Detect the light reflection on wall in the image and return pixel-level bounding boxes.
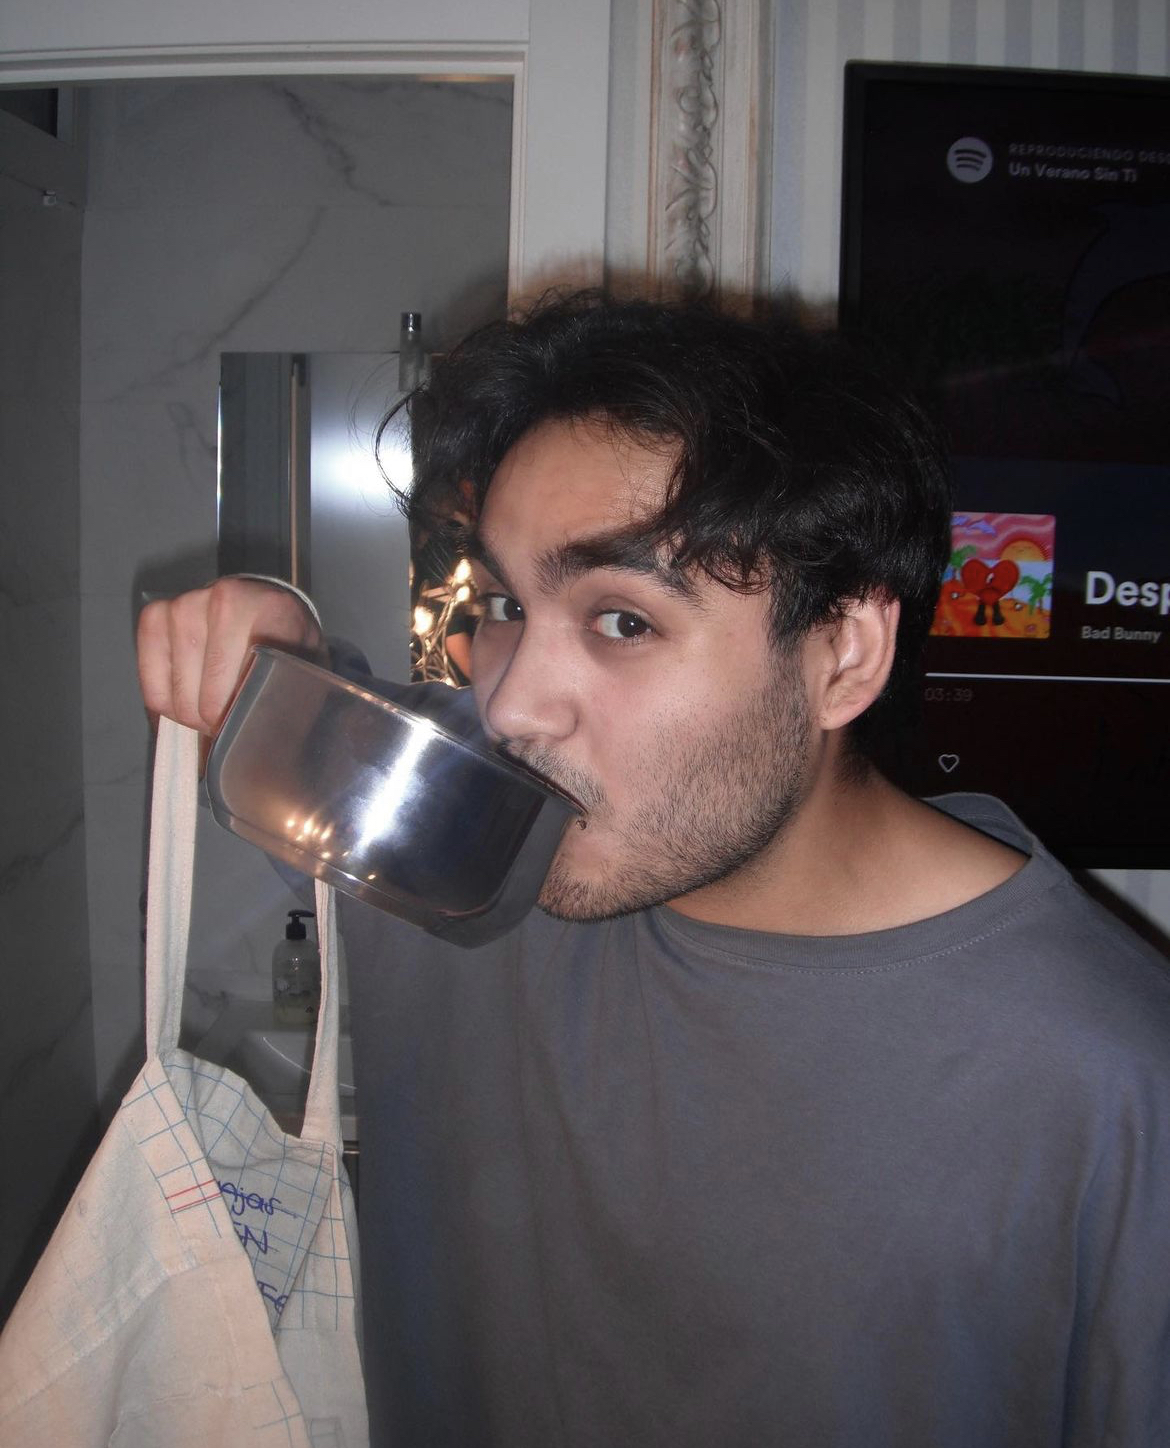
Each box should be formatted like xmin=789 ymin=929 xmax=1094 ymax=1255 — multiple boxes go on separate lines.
xmin=308 ymin=355 xmax=412 ymax=683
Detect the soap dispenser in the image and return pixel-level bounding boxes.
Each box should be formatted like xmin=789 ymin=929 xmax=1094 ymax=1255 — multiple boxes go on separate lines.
xmin=273 ymin=910 xmax=320 ymax=1026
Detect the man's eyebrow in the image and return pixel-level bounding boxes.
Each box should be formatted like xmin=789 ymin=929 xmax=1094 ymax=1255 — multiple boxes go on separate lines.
xmin=538 ymin=530 xmax=703 ymax=603
xmin=467 ymin=526 xmax=704 ymax=605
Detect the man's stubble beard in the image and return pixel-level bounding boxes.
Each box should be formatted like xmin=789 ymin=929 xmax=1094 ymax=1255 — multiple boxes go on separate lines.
xmin=510 ymin=654 xmax=814 ymax=924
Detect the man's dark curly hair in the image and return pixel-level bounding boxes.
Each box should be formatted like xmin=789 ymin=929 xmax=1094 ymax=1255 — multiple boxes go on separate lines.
xmin=390 ymin=289 xmax=952 ymax=751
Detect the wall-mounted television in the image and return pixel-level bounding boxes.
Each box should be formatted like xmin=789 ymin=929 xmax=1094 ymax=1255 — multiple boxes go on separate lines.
xmin=840 ymin=61 xmax=1170 ymax=867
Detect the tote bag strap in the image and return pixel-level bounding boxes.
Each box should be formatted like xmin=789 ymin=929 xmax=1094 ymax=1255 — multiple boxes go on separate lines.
xmin=144 ymin=717 xmax=199 ymax=1057
xmin=145 ymin=716 xmax=343 ymax=1150
xmin=302 ymin=877 xmax=342 ymax=1148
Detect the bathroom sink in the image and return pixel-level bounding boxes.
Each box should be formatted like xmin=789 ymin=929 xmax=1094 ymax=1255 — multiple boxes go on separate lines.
xmin=193 ymin=997 xmax=358 ymax=1139
xmin=229 ymin=1020 xmax=356 ymax=1098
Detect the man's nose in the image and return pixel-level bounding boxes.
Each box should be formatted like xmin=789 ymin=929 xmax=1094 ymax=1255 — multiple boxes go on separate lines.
xmin=478 ymin=624 xmax=578 ymax=747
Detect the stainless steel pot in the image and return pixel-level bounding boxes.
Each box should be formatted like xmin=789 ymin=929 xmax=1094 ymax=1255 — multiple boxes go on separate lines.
xmin=205 ymin=647 xmax=582 ymax=946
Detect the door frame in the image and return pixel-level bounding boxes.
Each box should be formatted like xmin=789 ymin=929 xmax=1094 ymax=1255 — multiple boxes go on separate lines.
xmin=0 ymin=11 xmax=610 ymax=297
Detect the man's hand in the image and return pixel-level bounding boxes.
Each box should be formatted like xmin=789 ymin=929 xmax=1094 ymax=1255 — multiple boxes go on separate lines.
xmin=136 ymin=578 xmax=326 ymax=734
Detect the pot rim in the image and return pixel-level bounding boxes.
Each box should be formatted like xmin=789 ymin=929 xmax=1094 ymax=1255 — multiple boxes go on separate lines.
xmin=239 ymin=645 xmax=585 ymax=816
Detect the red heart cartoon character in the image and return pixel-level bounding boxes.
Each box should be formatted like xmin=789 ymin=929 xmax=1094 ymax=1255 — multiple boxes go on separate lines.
xmin=959 ymin=558 xmax=1020 ymax=627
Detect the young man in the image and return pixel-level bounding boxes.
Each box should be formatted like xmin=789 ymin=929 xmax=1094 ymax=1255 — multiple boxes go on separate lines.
xmin=139 ymin=295 xmax=1170 ymax=1446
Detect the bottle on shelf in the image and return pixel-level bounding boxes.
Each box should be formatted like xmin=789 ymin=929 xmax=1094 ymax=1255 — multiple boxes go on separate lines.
xmin=398 ymin=311 xmax=424 ymax=392
xmin=272 ymin=909 xmax=320 ymax=1026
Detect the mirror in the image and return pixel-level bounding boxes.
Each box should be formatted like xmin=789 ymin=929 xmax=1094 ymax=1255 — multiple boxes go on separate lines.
xmin=217 ymin=349 xmax=414 ymax=684
xmin=217 ymin=344 xmax=482 ymax=689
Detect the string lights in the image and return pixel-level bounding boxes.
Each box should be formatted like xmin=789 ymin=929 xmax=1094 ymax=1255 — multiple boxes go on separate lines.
xmin=411 ymin=557 xmax=474 ymax=685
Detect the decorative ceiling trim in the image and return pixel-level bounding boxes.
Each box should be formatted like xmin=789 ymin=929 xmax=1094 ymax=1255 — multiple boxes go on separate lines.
xmin=652 ymin=0 xmax=721 ymax=296
xmin=647 ymin=0 xmax=769 ymax=303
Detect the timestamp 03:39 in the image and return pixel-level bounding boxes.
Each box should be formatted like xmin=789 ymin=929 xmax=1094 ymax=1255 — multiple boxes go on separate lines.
xmin=924 ymin=685 xmax=975 ymax=703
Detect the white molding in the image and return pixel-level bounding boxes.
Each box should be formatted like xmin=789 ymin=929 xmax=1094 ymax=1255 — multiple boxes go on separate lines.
xmin=514 ymin=0 xmax=609 ymax=296
xmin=0 ymin=42 xmax=524 ymax=82
xmin=645 ymin=0 xmax=771 ymax=302
xmin=508 ymin=59 xmax=531 ymax=302
xmin=714 ymin=0 xmax=771 ymax=301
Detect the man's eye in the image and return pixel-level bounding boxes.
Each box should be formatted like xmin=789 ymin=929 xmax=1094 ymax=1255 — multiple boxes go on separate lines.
xmin=594 ymin=610 xmax=651 ymax=641
xmin=480 ymin=593 xmax=524 ymax=624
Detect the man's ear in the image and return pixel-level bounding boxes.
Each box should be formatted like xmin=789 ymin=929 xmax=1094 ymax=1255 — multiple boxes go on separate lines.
xmin=810 ymin=595 xmax=900 ymax=732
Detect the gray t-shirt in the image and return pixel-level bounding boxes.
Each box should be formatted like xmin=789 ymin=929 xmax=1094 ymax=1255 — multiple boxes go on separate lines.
xmin=339 ymin=792 xmax=1170 ymax=1448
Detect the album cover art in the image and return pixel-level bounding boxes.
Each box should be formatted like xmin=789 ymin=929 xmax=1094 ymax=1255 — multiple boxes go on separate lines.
xmin=931 ymin=512 xmax=1055 ymax=639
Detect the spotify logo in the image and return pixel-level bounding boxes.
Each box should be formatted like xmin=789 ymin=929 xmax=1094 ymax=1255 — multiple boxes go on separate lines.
xmin=947 ymin=137 xmax=993 ymax=183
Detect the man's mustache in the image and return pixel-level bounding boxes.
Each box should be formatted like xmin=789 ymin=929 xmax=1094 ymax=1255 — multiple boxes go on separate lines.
xmin=497 ymin=743 xmax=605 ymax=815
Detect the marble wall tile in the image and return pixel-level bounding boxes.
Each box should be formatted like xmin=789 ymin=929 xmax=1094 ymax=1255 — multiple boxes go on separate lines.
xmin=0 ymin=134 xmax=92 ymax=1315
xmin=80 ymin=202 xmax=508 ymax=403
xmin=0 ymin=184 xmax=83 ymax=404
xmin=2 ymin=396 xmax=81 ymax=609
xmin=87 ymin=78 xmax=513 ymax=218
xmin=0 ymin=812 xmax=95 ymax=1320
xmin=80 ymin=76 xmax=512 ymax=1110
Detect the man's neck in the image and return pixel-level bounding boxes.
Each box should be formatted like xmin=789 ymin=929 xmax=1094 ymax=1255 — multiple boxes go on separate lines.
xmin=667 ymin=760 xmax=1027 ymax=938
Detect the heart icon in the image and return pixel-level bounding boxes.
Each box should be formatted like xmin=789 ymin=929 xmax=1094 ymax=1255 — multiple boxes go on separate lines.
xmin=959 ymin=558 xmax=1020 ymax=602
xmin=959 ymin=558 xmax=1020 ymax=626
xmin=938 ymin=754 xmax=960 ymax=774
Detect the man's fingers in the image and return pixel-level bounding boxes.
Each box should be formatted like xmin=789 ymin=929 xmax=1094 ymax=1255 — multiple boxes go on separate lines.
xmin=166 ymin=589 xmax=216 ymax=733
xmin=136 ymin=579 xmax=324 ymax=736
xmin=136 ymin=598 xmax=179 ymax=726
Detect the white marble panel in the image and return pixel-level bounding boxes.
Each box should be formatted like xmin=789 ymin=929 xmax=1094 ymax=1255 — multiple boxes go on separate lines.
xmin=0 ymin=192 xmax=83 ymax=404
xmin=80 ymin=75 xmax=511 ymax=1108
xmin=0 ymin=807 xmax=94 ymax=1317
xmin=210 ymin=204 xmax=510 ymax=353
xmin=79 ymin=398 xmax=217 ymax=580
xmin=0 ymin=129 xmax=92 ymax=1311
xmin=0 ymin=585 xmax=86 ymax=865
xmin=81 ymin=204 xmax=507 ymax=405
xmin=1 ymin=396 xmax=81 ymax=605
xmin=87 ymin=78 xmax=513 ymax=216
xmin=0 ymin=592 xmax=85 ymax=825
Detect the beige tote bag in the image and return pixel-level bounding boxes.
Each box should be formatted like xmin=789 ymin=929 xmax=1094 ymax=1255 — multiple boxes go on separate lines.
xmin=0 ymin=718 xmax=368 ymax=1446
